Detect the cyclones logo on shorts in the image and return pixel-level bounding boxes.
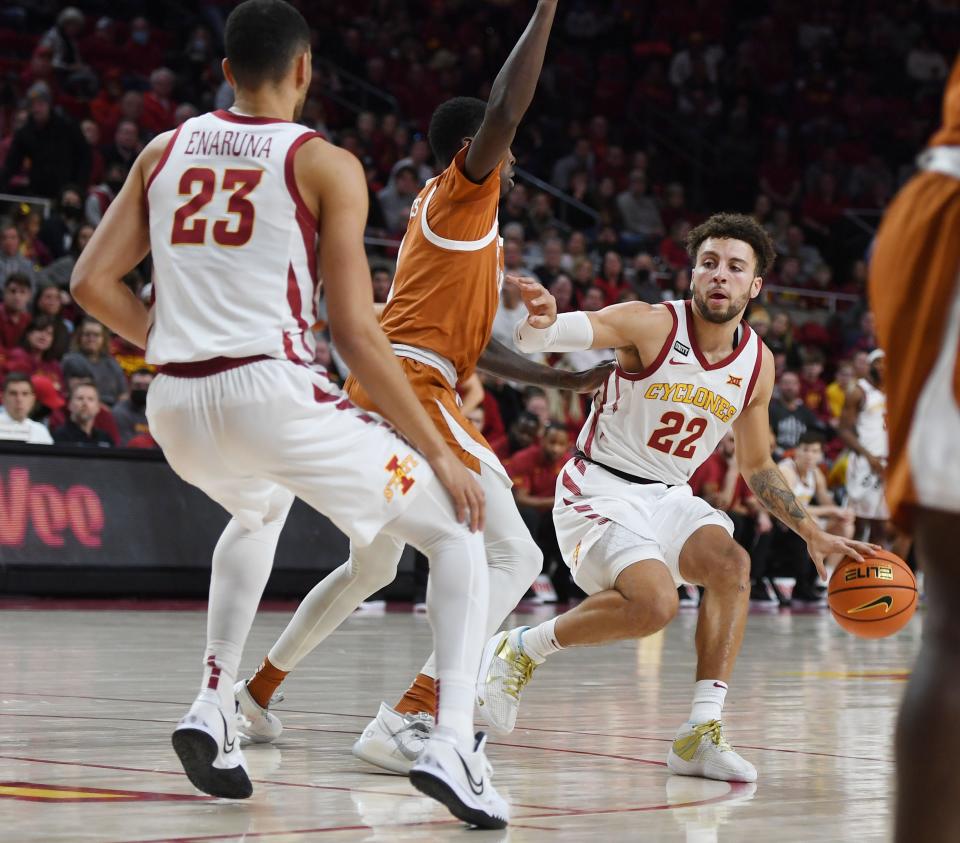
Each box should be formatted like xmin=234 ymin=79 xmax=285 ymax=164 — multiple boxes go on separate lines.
xmin=384 ymin=454 xmax=418 ymax=501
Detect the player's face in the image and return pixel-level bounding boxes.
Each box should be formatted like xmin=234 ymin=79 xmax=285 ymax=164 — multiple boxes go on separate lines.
xmin=691 ymin=238 xmax=762 ymax=325
xmin=871 ymin=356 xmax=885 ymax=384
xmin=499 ymin=148 xmax=516 ymax=197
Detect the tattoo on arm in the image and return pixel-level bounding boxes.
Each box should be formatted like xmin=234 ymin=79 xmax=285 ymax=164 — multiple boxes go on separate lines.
xmin=748 ymin=466 xmax=811 ymax=533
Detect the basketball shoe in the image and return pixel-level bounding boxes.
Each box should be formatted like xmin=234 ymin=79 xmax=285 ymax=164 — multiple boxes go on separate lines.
xmin=233 ymin=680 xmax=283 ymax=743
xmin=409 ymin=732 xmax=509 ymax=829
xmin=476 ymin=627 xmax=539 ymax=734
xmin=352 ymin=702 xmax=435 ymax=774
xmin=171 ymin=691 xmax=252 ymax=798
xmin=666 ymin=720 xmax=758 ymax=783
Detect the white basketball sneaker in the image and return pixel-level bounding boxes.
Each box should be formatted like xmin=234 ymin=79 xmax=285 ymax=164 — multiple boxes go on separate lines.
xmin=476 ymin=627 xmax=539 ymax=734
xmin=233 ymin=680 xmax=283 ymax=743
xmin=351 ymin=702 xmax=435 ymax=775
xmin=171 ymin=692 xmax=252 ymax=798
xmin=666 ymin=720 xmax=758 ymax=783
xmin=409 ymin=732 xmax=509 ymax=829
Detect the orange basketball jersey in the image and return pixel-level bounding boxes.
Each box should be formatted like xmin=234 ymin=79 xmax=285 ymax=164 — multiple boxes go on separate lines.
xmin=344 ymin=145 xmax=509 ymax=481
xmin=870 ymin=55 xmax=960 ymax=530
xmin=378 ymin=144 xmax=504 ymax=383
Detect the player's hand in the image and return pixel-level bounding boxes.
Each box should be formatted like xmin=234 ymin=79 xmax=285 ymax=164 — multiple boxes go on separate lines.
xmin=867 ymin=454 xmax=886 ymax=477
xmin=507 ymin=275 xmax=557 ymax=328
xmin=430 ymin=450 xmax=486 ymax=532
xmin=564 ymin=360 xmax=615 ymax=392
xmin=804 ymin=530 xmax=881 ymax=581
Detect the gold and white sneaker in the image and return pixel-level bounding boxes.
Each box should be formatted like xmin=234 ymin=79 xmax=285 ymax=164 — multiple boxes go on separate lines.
xmin=666 ymin=720 xmax=757 ymax=783
xmin=476 ymin=627 xmax=539 ymax=734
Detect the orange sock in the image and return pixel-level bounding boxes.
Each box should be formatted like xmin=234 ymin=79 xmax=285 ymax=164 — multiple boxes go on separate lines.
xmin=246 ymin=656 xmax=288 ymax=709
xmin=394 ymin=673 xmax=437 ymax=718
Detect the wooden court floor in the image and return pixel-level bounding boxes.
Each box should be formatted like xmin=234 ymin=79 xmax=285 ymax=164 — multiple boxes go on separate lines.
xmin=0 ymin=600 xmax=917 ymax=842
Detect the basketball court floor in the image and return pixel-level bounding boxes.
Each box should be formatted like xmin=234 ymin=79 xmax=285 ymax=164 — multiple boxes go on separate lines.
xmin=1 ymin=600 xmax=916 ymax=841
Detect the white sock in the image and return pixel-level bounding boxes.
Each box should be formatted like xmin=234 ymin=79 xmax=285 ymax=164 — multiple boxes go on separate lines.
xmin=689 ymin=679 xmax=728 ymax=725
xmin=433 ymin=671 xmax=476 ymax=750
xmin=519 ymin=617 xmax=563 ymax=664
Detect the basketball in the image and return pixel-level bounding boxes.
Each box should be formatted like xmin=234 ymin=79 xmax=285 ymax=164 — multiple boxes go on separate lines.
xmin=827 ymin=550 xmax=917 ymax=639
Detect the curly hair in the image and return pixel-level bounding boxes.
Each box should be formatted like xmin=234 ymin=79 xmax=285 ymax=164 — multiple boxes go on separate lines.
xmin=686 ymin=212 xmax=776 ymax=277
xmin=428 ymin=97 xmax=487 ymax=169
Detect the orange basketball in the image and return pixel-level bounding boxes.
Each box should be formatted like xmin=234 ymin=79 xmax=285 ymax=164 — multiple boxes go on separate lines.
xmin=827 ymin=549 xmax=917 ymax=638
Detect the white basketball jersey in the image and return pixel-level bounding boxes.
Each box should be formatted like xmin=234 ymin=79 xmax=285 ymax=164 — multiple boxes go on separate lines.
xmin=779 ymin=457 xmax=816 ymax=506
xmin=856 ymin=377 xmax=888 ymax=458
xmin=576 ymin=300 xmax=764 ymax=485
xmin=145 ymin=110 xmax=320 ymax=365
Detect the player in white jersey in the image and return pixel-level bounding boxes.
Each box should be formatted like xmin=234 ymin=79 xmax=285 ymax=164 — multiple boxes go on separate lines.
xmin=839 ymin=349 xmax=890 ymax=535
xmin=475 ymin=213 xmax=875 ymax=783
xmin=69 ymin=0 xmax=508 ymax=828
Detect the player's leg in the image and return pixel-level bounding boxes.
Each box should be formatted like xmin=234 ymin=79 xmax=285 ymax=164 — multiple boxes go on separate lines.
xmin=667 ymin=523 xmax=757 ymax=783
xmin=236 ymin=533 xmax=405 ymax=742
xmin=393 ymin=466 xmax=542 ymax=720
xmin=478 ymin=521 xmax=679 ymax=733
xmin=895 ymin=508 xmax=960 ymax=843
xmin=148 ymin=372 xmax=295 ymax=799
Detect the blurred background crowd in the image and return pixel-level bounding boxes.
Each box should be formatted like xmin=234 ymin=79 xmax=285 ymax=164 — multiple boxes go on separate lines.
xmin=0 ymin=0 xmax=955 ymax=601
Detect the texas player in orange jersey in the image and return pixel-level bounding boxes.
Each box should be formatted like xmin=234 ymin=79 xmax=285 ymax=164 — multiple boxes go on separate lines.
xmin=870 ymin=55 xmax=960 ymax=843
xmin=236 ymin=0 xmax=608 ymax=773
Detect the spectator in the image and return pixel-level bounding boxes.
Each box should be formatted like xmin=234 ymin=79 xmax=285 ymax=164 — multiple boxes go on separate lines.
xmin=46 ymin=374 xmax=119 ymax=444
xmin=62 ymin=318 xmax=127 ymax=406
xmin=507 ymin=410 xmax=542 ymax=455
xmin=86 ymin=162 xmax=128 ymax=226
xmin=502 ymin=238 xmax=528 ymax=276
xmin=103 ymin=120 xmax=143 ymax=171
xmin=112 ymin=368 xmax=154 ymax=446
xmin=844 ymin=309 xmax=878 ymax=354
xmin=551 ymin=138 xmax=594 ymax=191
xmin=41 ymin=223 xmax=94 ymax=289
xmin=14 ymin=208 xmax=52 ymax=267
xmin=549 ymin=274 xmax=576 ymax=313
xmin=492 ymin=275 xmax=527 ymax=352
xmin=777 ymin=225 xmax=823 ymax=281
xmin=594 ymin=251 xmax=628 ymax=305
xmin=5 ymin=315 xmax=64 ymax=393
xmin=769 ymin=370 xmax=821 ymax=452
xmin=32 ymin=285 xmax=72 ymax=359
xmin=80 ymin=119 xmax=106 ymax=186
xmin=391 ymin=136 xmax=434 ymax=186
xmin=906 ymin=35 xmax=949 ymax=82
xmin=142 ymin=68 xmax=179 ymax=135
xmin=371 ymin=267 xmax=392 ymax=304
xmin=616 ymin=170 xmax=663 ymax=243
xmin=527 ymin=192 xmax=562 ymax=241
xmin=89 ymin=70 xmax=124 ymax=138
xmin=659 ymin=219 xmax=693 ymax=271
xmin=40 ymin=6 xmax=92 ymax=90
xmin=0 ymin=274 xmax=32 ymax=350
xmin=799 ymin=347 xmax=830 ymax=422
xmin=533 ymin=238 xmax=565 ymax=288
xmin=123 ymin=17 xmax=165 ymax=80
xmin=758 ymin=139 xmax=801 ymax=209
xmin=632 ymin=253 xmax=662 ymax=304
xmin=826 ymin=359 xmax=854 ymax=422
xmin=377 ymin=166 xmax=419 ymax=233
xmin=39 ymin=186 xmax=86 ymax=260
xmin=0 ymin=372 xmax=53 ymax=444
xmin=0 ymin=83 xmax=90 ymax=199
xmin=52 ymin=381 xmax=113 ymax=447
xmin=0 ymin=227 xmax=38 ymax=287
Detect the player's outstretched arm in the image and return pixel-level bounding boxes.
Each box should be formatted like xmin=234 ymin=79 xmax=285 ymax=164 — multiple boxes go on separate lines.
xmin=305 ymin=142 xmax=484 ymax=530
xmin=464 ymin=0 xmax=558 ymax=182
xmin=71 ymin=134 xmax=170 ymax=347
xmin=734 ymin=349 xmax=876 ymax=577
xmin=510 ymin=275 xmax=654 ymax=353
xmin=478 ymin=335 xmax=613 ymax=392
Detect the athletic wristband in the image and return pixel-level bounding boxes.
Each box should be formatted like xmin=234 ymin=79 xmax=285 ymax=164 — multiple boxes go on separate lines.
xmin=514 ymin=310 xmax=594 ymax=353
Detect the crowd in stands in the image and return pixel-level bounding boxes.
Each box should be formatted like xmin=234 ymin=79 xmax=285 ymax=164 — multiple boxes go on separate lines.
xmin=0 ymin=1 xmax=951 ymax=600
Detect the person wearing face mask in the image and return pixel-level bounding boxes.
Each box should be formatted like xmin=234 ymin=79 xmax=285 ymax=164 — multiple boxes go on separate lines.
xmin=111 ymin=368 xmax=154 ymax=445
xmin=85 ymin=161 xmax=128 ymax=226
xmin=39 ymin=186 xmax=86 ymax=259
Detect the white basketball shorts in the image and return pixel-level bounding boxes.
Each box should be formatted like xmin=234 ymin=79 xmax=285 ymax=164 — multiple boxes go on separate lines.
xmin=147 ymin=358 xmax=429 ymax=545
